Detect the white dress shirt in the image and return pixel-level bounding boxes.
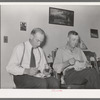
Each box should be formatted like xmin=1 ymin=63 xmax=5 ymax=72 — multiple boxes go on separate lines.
xmin=6 ymin=40 xmax=48 ymax=77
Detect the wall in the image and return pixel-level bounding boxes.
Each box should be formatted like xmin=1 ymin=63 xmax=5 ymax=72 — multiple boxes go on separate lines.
xmin=1 ymin=4 xmax=100 ymax=88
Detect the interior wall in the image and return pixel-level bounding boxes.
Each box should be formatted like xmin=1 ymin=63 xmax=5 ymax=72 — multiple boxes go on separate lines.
xmin=1 ymin=4 xmax=100 ymax=88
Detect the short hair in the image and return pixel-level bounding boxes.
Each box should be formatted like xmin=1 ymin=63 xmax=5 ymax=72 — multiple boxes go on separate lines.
xmin=68 ymin=30 xmax=81 ymax=43
xmin=68 ymin=30 xmax=78 ymax=37
xmin=31 ymin=28 xmax=45 ymax=36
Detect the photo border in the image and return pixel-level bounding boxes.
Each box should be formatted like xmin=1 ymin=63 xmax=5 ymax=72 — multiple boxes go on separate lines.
xmin=1 ymin=1 xmax=100 ymax=99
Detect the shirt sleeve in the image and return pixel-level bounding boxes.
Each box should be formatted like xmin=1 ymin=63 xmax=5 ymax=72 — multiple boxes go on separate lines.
xmin=53 ymin=48 xmax=63 ymax=73
xmin=6 ymin=43 xmax=25 ymax=75
xmin=73 ymin=49 xmax=88 ymax=70
xmin=80 ymin=49 xmax=87 ymax=62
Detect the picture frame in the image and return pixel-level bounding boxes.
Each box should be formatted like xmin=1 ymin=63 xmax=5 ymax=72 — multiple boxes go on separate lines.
xmin=4 ymin=36 xmax=8 ymax=43
xmin=90 ymin=29 xmax=99 ymax=38
xmin=20 ymin=22 xmax=27 ymax=31
xmin=49 ymin=7 xmax=74 ymax=26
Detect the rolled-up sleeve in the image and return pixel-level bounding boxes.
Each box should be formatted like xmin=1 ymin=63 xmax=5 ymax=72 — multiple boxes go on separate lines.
xmin=53 ymin=48 xmax=63 ymax=73
xmin=81 ymin=50 xmax=87 ymax=62
xmin=6 ymin=44 xmax=25 ymax=75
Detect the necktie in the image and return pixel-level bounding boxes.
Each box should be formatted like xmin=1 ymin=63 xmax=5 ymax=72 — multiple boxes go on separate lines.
xmin=30 ymin=47 xmax=36 ymax=67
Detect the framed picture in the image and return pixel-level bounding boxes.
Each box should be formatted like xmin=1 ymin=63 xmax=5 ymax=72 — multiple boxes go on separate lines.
xmin=4 ymin=36 xmax=8 ymax=43
xmin=20 ymin=22 xmax=27 ymax=31
xmin=49 ymin=7 xmax=74 ymax=26
xmin=90 ymin=29 xmax=99 ymax=38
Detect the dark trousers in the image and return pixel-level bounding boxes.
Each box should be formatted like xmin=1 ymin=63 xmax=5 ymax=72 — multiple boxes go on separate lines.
xmin=64 ymin=68 xmax=100 ymax=89
xmin=14 ymin=75 xmax=60 ymax=89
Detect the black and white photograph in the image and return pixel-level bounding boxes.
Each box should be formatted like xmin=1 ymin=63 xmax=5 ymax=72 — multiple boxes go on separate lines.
xmin=90 ymin=29 xmax=99 ymax=38
xmin=20 ymin=22 xmax=27 ymax=31
xmin=49 ymin=7 xmax=74 ymax=26
xmin=1 ymin=2 xmax=100 ymax=98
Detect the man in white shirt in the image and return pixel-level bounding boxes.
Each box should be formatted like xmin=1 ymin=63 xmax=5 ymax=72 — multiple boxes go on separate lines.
xmin=53 ymin=30 xmax=100 ymax=89
xmin=6 ymin=28 xmax=60 ymax=89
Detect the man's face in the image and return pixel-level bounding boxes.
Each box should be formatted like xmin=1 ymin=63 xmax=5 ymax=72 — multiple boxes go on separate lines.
xmin=31 ymin=32 xmax=44 ymax=48
xmin=68 ymin=34 xmax=79 ymax=48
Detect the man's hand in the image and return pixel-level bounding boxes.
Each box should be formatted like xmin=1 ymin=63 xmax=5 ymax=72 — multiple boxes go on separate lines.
xmin=43 ymin=70 xmax=50 ymax=76
xmin=24 ymin=68 xmax=39 ymax=76
xmin=74 ymin=61 xmax=86 ymax=71
xmin=43 ymin=64 xmax=52 ymax=76
xmin=85 ymin=61 xmax=92 ymax=68
xmin=68 ymin=58 xmax=76 ymax=66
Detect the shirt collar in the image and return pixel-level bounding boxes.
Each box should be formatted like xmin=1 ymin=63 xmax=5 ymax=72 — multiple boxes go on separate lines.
xmin=65 ymin=44 xmax=78 ymax=53
xmin=26 ymin=40 xmax=33 ymax=50
xmin=27 ymin=40 xmax=39 ymax=50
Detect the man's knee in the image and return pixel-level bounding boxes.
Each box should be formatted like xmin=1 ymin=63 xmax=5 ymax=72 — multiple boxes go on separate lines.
xmin=49 ymin=77 xmax=60 ymax=88
xmin=87 ymin=68 xmax=98 ymax=77
xmin=39 ymin=80 xmax=48 ymax=89
xmin=23 ymin=79 xmax=48 ymax=89
xmin=53 ymin=80 xmax=60 ymax=88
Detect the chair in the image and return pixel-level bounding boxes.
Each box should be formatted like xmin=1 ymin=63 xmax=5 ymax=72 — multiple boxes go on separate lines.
xmin=83 ymin=51 xmax=100 ymax=74
xmin=52 ymin=50 xmax=100 ymax=89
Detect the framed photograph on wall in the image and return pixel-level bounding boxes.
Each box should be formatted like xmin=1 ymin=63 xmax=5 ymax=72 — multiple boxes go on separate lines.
xmin=49 ymin=7 xmax=74 ymax=26
xmin=90 ymin=29 xmax=99 ymax=38
xmin=20 ymin=22 xmax=27 ymax=31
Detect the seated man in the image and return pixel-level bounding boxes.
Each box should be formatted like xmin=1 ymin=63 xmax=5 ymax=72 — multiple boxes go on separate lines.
xmin=6 ymin=28 xmax=60 ymax=89
xmin=53 ymin=30 xmax=100 ymax=89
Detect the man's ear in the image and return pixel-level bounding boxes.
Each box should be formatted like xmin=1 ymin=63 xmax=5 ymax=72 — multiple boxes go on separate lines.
xmin=67 ymin=37 xmax=69 ymax=42
xmin=78 ymin=36 xmax=81 ymax=43
xmin=29 ymin=34 xmax=34 ymax=40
